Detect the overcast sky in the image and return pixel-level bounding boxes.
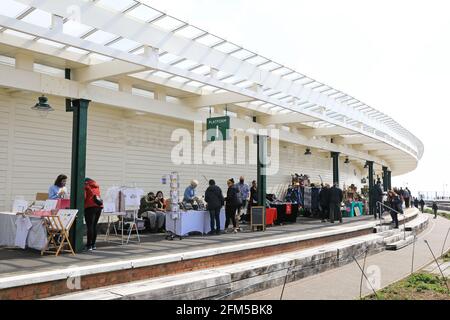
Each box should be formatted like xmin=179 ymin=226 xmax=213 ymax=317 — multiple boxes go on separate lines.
xmin=144 ymin=0 xmax=450 ymax=197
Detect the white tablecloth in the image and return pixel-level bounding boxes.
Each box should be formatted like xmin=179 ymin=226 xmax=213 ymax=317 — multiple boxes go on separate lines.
xmin=0 ymin=212 xmax=48 ymax=250
xmin=165 ymin=209 xmax=226 ymax=236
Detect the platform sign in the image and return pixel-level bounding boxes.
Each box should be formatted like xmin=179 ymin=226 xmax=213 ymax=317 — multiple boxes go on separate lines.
xmin=207 ymin=116 xmax=230 ymax=142
xmin=251 ymin=206 xmax=266 ymax=232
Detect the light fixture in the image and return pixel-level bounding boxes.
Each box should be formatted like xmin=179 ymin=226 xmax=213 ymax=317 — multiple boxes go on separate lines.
xmin=304 ymin=148 xmax=312 ymax=156
xmin=364 ymin=162 xmax=369 ymax=169
xmin=361 ymin=178 xmax=367 ymax=184
xmin=344 ymin=157 xmax=350 ymax=164
xmin=31 ymin=95 xmax=54 ymax=117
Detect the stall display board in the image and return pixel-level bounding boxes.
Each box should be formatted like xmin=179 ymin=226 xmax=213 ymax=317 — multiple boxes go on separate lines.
xmin=251 ymin=206 xmax=266 ymax=231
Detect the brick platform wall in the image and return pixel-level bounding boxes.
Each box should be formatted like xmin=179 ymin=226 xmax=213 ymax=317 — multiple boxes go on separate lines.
xmin=0 ymin=228 xmax=372 ymax=300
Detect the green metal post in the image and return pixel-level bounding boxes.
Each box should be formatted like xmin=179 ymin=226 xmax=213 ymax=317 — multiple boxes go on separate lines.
xmin=367 ymin=161 xmax=375 ymax=217
xmin=382 ymin=166 xmax=388 ymax=192
xmin=331 ymin=152 xmax=340 ymax=186
xmin=387 ymin=170 xmax=392 ymax=190
xmin=257 ymin=135 xmax=267 ymax=206
xmin=69 ymin=99 xmax=90 ymax=253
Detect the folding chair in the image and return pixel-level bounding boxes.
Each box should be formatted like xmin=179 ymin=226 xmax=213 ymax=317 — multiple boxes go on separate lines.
xmin=41 ymin=209 xmax=78 ymax=256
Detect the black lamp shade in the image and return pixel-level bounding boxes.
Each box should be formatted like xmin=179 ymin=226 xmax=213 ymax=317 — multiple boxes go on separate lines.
xmin=304 ymin=148 xmax=312 ymax=156
xmin=32 ymin=96 xmax=54 ymax=112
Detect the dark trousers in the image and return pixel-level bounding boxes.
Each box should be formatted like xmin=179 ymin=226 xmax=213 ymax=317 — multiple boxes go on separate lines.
xmin=320 ymin=205 xmax=329 ymax=221
xmin=330 ymin=203 xmax=342 ymax=223
xmin=225 ymin=206 xmax=237 ymax=229
xmin=85 ymin=207 xmax=102 ymax=247
xmin=420 ymin=205 xmax=424 ymax=213
xmin=433 ymin=209 xmax=438 ymax=218
xmin=209 ymin=208 xmax=221 ymax=232
xmin=390 ymin=212 xmax=399 ymax=228
xmin=405 ymin=198 xmax=410 ymax=208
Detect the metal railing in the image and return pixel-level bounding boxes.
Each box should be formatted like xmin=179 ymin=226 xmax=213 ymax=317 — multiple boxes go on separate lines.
xmin=376 ymin=201 xmax=407 ymax=240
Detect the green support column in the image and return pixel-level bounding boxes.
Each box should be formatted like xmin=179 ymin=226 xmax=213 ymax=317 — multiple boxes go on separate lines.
xmin=331 ymin=152 xmax=340 ymax=186
xmin=367 ymin=161 xmax=375 ymax=217
xmin=382 ymin=166 xmax=388 ymax=192
xmin=257 ymin=135 xmax=267 ymax=207
xmin=387 ymin=170 xmax=392 ymax=190
xmin=69 ymin=99 xmax=90 ymax=253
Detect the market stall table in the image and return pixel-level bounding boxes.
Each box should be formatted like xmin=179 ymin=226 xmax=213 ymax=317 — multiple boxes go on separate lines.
xmin=272 ymin=203 xmax=298 ymax=224
xmin=165 ymin=209 xmax=226 ymax=237
xmin=344 ymin=202 xmax=364 ymax=217
xmin=0 ymin=212 xmax=47 ymax=251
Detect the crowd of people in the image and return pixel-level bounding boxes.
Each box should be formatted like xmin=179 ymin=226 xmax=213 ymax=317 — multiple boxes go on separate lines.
xmin=47 ymin=173 xmax=441 ymax=251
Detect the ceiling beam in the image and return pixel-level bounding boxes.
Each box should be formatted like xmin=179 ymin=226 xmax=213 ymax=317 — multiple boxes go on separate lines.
xmin=333 ymin=136 xmax=377 ymax=145
xmin=258 ymin=113 xmax=318 ymax=126
xmin=300 ymin=127 xmax=356 ymax=137
xmin=73 ymin=60 xmax=148 ymax=83
xmin=181 ymin=91 xmax=254 ymax=108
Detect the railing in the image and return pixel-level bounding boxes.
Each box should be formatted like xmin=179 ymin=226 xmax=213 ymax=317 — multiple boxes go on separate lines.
xmin=376 ymin=201 xmax=407 ymax=240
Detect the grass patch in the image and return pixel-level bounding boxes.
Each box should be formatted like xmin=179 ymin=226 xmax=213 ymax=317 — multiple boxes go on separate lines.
xmin=444 ymin=251 xmax=450 ymax=263
xmin=364 ymin=272 xmax=450 ymax=300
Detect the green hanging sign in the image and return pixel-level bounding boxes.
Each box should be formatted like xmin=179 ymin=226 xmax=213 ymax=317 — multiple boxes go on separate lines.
xmin=207 ymin=116 xmax=230 ymax=141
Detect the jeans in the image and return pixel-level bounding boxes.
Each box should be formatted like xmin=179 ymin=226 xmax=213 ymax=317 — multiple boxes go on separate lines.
xmin=329 ymin=203 xmax=342 ymax=223
xmin=390 ymin=212 xmax=399 ymax=228
xmin=209 ymin=208 xmax=221 ymax=232
xmin=85 ymin=207 xmax=102 ymax=247
xmin=142 ymin=211 xmax=165 ymax=231
xmin=225 ymin=206 xmax=237 ymax=229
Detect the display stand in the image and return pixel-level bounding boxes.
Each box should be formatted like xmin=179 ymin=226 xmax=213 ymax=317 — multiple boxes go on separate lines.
xmin=41 ymin=209 xmax=78 ymax=256
xmin=166 ymin=172 xmax=183 ymax=241
xmin=103 ymin=212 xmax=125 ymax=245
xmin=251 ymin=206 xmax=266 ymax=232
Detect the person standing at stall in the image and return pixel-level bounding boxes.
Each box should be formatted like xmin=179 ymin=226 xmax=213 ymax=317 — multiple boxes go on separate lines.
xmin=387 ymin=190 xmax=401 ymax=229
xmin=372 ymin=181 xmax=384 ymax=219
xmin=329 ymin=183 xmax=343 ymax=224
xmin=84 ymin=178 xmax=103 ymax=251
xmin=225 ymin=179 xmax=239 ymax=233
xmin=48 ymin=174 xmax=68 ymax=200
xmin=235 ymin=176 xmax=250 ymax=218
xmin=319 ymin=184 xmax=330 ymax=223
xmin=205 ymin=180 xmax=224 ymax=235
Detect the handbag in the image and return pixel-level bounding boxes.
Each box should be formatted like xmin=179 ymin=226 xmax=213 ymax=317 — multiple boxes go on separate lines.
xmin=93 ymin=195 xmax=103 ymax=206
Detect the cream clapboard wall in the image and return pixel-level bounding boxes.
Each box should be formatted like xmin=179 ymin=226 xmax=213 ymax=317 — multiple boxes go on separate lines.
xmin=0 ymin=91 xmax=362 ymax=211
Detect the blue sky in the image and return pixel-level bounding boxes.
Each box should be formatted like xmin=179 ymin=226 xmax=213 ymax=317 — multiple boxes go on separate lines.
xmin=144 ymin=0 xmax=450 ymax=196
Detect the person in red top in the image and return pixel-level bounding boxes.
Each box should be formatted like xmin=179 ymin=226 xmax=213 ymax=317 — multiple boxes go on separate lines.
xmin=84 ymin=178 xmax=103 ymax=251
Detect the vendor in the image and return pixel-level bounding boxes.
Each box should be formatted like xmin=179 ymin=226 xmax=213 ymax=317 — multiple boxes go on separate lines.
xmin=183 ymin=180 xmax=198 ymax=203
xmin=139 ymin=192 xmax=165 ymax=233
xmin=155 ymin=191 xmax=166 ymax=212
xmin=48 ymin=174 xmax=68 ymax=200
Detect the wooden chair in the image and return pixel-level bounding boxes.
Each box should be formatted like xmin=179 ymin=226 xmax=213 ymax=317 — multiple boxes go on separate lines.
xmin=41 ymin=209 xmax=78 ymax=256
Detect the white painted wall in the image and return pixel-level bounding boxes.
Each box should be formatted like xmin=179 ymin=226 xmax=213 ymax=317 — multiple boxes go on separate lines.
xmin=0 ymin=91 xmax=362 ymax=211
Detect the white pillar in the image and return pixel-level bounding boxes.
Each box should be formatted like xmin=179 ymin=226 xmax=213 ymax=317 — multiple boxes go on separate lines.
xmin=143 ymin=45 xmax=159 ymax=64
xmin=15 ymin=52 xmax=34 ymax=71
xmin=118 ymin=78 xmax=133 ymax=93
xmin=154 ymin=87 xmax=166 ymax=101
xmin=51 ymin=15 xmax=64 ymax=33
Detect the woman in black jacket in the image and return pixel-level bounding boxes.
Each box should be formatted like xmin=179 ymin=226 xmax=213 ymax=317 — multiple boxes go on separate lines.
xmin=205 ymin=180 xmax=224 ymax=235
xmin=387 ymin=190 xmax=401 ymax=229
xmin=225 ymin=179 xmax=240 ymax=233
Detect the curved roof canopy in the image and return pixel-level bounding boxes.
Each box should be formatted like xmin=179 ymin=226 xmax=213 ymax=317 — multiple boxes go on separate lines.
xmin=0 ymin=0 xmax=424 ymax=175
